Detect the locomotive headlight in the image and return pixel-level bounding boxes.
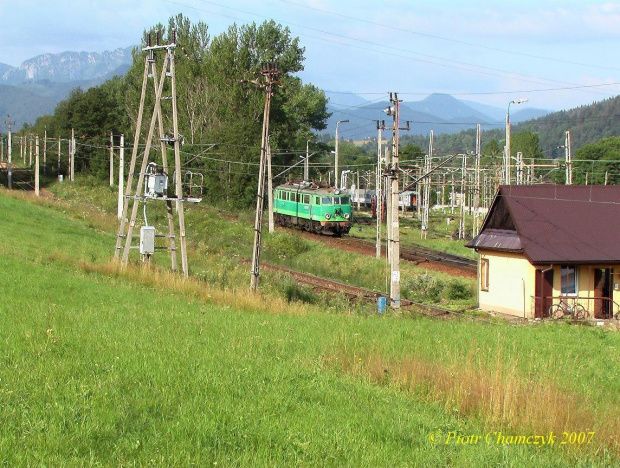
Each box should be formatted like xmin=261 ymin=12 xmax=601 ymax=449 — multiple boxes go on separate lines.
xmin=344 ymin=213 xmax=350 ymax=219
xmin=325 ymin=213 xmax=331 ymax=220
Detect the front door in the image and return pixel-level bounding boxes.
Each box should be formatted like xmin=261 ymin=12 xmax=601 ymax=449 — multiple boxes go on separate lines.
xmin=535 ymin=268 xmax=554 ymax=318
xmin=594 ymin=268 xmax=613 ymax=319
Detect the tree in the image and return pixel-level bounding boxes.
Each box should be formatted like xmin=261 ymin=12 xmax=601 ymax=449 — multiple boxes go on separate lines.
xmin=572 ymin=136 xmax=620 ymax=185
xmin=511 ymin=131 xmax=544 ymax=161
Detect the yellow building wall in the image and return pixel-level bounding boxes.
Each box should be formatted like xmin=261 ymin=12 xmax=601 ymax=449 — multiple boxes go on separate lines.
xmin=477 ymin=253 xmax=620 ymax=319
xmin=478 ymin=251 xmax=537 ymax=318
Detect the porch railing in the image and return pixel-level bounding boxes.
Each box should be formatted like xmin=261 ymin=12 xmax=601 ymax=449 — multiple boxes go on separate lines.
xmin=532 ymin=296 xmax=620 ymax=320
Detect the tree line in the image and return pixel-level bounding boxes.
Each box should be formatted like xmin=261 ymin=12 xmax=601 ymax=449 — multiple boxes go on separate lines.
xmin=12 ymin=14 xmax=619 ymax=203
xmin=22 ymin=14 xmax=330 ymax=208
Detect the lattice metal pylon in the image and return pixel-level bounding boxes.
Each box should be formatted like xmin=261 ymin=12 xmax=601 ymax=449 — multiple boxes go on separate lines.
xmin=114 ymin=33 xmax=190 ymax=276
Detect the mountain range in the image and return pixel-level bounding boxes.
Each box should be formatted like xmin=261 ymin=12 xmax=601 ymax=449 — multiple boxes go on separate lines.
xmin=324 ymin=92 xmax=551 ymax=138
xmin=1 ymin=47 xmax=551 ymax=133
xmin=0 ymin=48 xmax=133 ymax=128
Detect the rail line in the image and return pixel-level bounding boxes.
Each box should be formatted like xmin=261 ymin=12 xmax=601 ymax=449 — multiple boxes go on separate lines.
xmin=4 ymin=168 xmax=35 ymax=191
xmin=261 ymin=262 xmax=482 ymax=320
xmin=303 ymin=230 xmax=478 ymax=278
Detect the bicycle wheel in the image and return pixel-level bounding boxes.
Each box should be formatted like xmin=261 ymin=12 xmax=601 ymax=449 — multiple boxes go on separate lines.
xmin=548 ymin=304 xmax=562 ymax=319
xmin=572 ymin=304 xmax=587 ymax=320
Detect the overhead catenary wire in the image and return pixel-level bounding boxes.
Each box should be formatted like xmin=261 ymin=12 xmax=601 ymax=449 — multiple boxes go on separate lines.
xmin=166 ymin=0 xmax=619 ymax=101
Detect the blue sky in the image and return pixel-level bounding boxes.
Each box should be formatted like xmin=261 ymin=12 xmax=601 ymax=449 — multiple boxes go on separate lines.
xmin=3 ymin=0 xmax=619 ymax=114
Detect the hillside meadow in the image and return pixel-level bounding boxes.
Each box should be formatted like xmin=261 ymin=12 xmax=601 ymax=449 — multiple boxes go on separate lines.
xmin=0 ymin=185 xmax=618 ymax=466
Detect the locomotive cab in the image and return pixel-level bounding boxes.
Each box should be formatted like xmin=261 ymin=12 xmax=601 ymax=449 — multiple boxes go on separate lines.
xmin=273 ymin=182 xmax=353 ymax=236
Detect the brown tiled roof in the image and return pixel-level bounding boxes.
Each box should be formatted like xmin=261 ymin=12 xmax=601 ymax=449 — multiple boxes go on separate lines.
xmin=467 ymin=185 xmax=620 ymax=264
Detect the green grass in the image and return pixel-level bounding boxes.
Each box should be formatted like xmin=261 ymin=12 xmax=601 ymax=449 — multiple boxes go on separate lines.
xmin=1 ymin=186 xmax=618 ymax=466
xmin=351 ymin=209 xmax=478 ymax=259
xmin=48 ymin=178 xmax=477 ymax=308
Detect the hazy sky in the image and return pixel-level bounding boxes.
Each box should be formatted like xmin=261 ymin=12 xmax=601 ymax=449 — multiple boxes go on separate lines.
xmin=3 ymin=0 xmax=619 ymax=114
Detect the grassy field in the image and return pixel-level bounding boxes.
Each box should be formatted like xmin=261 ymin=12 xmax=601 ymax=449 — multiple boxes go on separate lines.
xmin=0 ymin=185 xmax=618 ymax=466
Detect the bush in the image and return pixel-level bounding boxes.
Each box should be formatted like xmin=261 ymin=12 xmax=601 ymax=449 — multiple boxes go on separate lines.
xmin=403 ymin=273 xmax=444 ymax=302
xmin=278 ymin=278 xmax=318 ymax=304
xmin=265 ymin=232 xmax=311 ymax=259
xmin=445 ymin=279 xmax=474 ymax=300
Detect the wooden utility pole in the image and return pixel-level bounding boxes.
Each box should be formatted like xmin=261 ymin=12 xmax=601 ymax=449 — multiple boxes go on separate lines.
xmin=117 ymin=134 xmax=124 ymax=219
xmin=115 ymin=31 xmax=194 ymax=276
xmin=249 ymin=63 xmax=281 ymax=292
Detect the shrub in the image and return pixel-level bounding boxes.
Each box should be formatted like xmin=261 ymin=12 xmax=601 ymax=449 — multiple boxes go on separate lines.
xmin=445 ymin=279 xmax=474 ymax=300
xmin=265 ymin=232 xmax=311 ymax=259
xmin=403 ymin=273 xmax=444 ymax=302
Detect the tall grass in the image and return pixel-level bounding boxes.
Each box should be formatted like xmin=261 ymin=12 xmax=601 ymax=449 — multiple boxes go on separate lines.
xmin=334 ymin=344 xmax=618 ymax=454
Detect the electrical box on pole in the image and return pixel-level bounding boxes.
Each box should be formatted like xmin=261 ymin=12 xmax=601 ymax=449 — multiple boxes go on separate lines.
xmin=114 ymin=30 xmax=201 ymax=277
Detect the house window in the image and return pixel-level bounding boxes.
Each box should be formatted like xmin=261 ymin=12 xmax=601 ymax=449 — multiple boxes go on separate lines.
xmin=480 ymin=258 xmax=489 ymax=292
xmin=561 ymin=265 xmax=577 ymax=296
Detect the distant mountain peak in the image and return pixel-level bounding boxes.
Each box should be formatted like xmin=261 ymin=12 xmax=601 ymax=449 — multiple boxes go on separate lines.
xmin=1 ymin=47 xmax=134 ymax=85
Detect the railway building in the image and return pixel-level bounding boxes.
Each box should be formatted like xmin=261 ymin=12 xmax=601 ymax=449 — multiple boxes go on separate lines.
xmin=467 ymin=185 xmax=620 ymax=319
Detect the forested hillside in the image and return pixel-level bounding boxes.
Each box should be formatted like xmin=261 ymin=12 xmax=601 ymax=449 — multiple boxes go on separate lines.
xmin=401 ymin=96 xmax=618 ymax=159
xmin=517 ymin=95 xmax=619 ymax=155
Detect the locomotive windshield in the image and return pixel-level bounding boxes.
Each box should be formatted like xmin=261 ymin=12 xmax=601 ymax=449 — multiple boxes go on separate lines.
xmin=321 ymin=195 xmax=351 ymax=205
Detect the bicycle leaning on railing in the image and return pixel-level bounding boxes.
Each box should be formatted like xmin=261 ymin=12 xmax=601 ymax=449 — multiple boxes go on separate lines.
xmin=548 ymin=298 xmax=589 ymax=320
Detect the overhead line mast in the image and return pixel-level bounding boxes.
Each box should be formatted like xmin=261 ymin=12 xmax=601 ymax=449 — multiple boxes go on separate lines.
xmin=385 ymin=92 xmax=410 ymax=309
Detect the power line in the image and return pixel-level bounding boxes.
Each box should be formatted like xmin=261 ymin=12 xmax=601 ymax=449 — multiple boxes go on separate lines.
xmin=169 ymin=0 xmax=618 ymax=99
xmin=275 ymin=0 xmax=620 ymax=74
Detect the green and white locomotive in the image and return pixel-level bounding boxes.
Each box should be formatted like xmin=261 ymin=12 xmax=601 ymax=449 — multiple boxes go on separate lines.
xmin=273 ymin=182 xmax=353 ymax=236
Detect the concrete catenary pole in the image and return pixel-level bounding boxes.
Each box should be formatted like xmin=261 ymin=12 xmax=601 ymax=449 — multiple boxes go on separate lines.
xmin=35 ymin=135 xmax=40 ymax=196
xmin=110 ymin=132 xmax=114 ymax=187
xmin=6 ymin=116 xmax=13 ymax=189
xmin=334 ymin=119 xmax=348 ymax=189
xmin=376 ymin=120 xmax=385 ymax=259
xmin=565 ymin=130 xmax=572 ymax=185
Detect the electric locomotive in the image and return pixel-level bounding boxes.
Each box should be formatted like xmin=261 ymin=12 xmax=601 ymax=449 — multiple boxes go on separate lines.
xmin=273 ymin=181 xmax=353 ymax=236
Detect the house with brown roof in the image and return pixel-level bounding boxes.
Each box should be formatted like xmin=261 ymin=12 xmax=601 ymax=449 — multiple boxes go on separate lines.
xmin=467 ymin=185 xmax=620 ymax=319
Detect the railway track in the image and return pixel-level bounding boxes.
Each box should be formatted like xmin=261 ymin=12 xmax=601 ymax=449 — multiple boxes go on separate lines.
xmin=5 ymin=168 xmax=35 ymax=191
xmin=301 ymin=230 xmax=477 ymax=278
xmin=262 ymin=262 xmax=459 ymax=319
